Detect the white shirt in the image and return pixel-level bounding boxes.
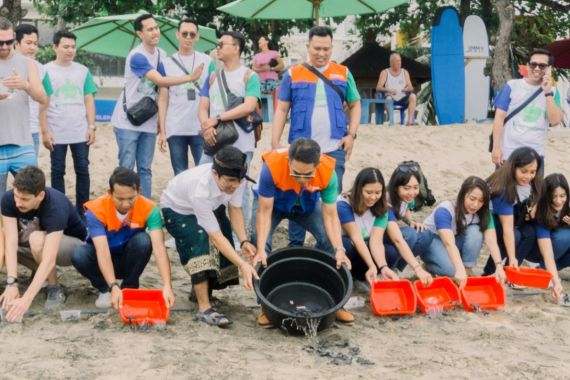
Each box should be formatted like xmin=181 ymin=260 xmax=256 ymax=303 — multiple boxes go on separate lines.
xmin=310 ymin=64 xmax=341 ymax=154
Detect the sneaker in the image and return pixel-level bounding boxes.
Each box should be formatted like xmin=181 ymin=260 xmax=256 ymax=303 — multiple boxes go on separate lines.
xmin=45 ymin=285 xmax=65 ymax=309
xmin=95 ymin=292 xmax=112 ymax=308
xmin=257 ymin=312 xmax=273 ymax=328
xmin=559 ymin=294 xmax=570 ymax=307
xmin=165 ymin=237 xmax=176 ymax=249
xmin=508 ymin=283 xmax=528 ymax=291
xmin=335 ymin=308 xmax=355 ymax=324
xmin=522 ymin=259 xmax=540 ymax=269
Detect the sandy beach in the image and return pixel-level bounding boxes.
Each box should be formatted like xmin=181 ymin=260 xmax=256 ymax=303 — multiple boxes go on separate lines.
xmin=1 ymin=121 xmax=570 ymax=379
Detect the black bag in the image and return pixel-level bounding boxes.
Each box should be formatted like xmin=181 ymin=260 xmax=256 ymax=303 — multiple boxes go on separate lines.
xmin=220 ymin=70 xmax=263 ymax=133
xmin=122 ymin=50 xmax=162 ymax=126
xmin=398 ymin=160 xmax=436 ymax=211
xmin=203 ymin=70 xmax=239 ymax=156
xmin=488 ymin=87 xmax=542 ymax=152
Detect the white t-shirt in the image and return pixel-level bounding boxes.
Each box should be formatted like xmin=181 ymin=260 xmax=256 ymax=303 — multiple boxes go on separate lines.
xmin=45 ymin=61 xmax=95 ymax=144
xmin=207 ymin=66 xmax=255 ymax=153
xmin=160 ymin=164 xmax=245 ymax=232
xmin=163 ymin=51 xmax=211 ymax=137
xmin=29 ymin=62 xmax=46 ymax=135
xmin=310 ymin=64 xmax=341 ymax=154
xmin=112 ymin=44 xmax=166 ymax=134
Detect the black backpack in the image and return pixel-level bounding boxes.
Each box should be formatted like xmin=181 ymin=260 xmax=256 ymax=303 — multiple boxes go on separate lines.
xmin=398 ymin=160 xmax=436 ymax=211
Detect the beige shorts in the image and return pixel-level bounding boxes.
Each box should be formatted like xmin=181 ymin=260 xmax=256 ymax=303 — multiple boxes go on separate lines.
xmin=17 ymin=235 xmax=84 ymax=267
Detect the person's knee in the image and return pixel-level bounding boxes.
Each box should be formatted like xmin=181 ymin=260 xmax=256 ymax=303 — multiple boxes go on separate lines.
xmin=129 ymin=232 xmax=152 ymax=256
xmin=409 ymin=93 xmax=417 ymax=104
xmin=28 ymin=231 xmax=46 ymax=257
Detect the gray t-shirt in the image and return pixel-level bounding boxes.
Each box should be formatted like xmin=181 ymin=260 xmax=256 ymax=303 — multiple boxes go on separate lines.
xmin=0 ymin=53 xmax=32 ymax=146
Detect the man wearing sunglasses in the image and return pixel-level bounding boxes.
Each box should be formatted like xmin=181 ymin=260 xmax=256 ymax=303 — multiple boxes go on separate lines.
xmin=0 ymin=17 xmax=47 ymax=198
xmin=158 ymin=18 xmax=215 ymax=175
xmin=251 ymin=138 xmax=354 ymax=325
xmin=491 ymin=48 xmax=563 ymax=170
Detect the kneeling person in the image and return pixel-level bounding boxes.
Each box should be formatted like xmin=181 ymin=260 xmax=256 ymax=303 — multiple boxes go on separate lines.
xmin=71 ymin=167 xmax=175 ymax=309
xmin=161 ymin=146 xmax=258 ymax=328
xmin=0 ymin=166 xmax=86 ymax=322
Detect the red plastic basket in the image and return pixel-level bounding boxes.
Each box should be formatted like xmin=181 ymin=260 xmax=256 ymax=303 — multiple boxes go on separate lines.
xmin=414 ymin=277 xmax=461 ymax=313
xmin=120 ymin=289 xmax=169 ymax=325
xmin=504 ymin=266 xmax=553 ymax=289
xmin=370 ymin=280 xmax=416 ymax=317
xmin=460 ymin=276 xmax=506 ymax=312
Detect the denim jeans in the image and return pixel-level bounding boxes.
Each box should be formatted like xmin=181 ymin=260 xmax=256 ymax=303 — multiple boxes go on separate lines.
xmin=528 ymin=226 xmax=570 ymax=270
xmin=32 ymin=132 xmax=40 ymax=157
xmin=114 ymin=128 xmax=156 ymax=198
xmin=71 ymin=232 xmax=152 ymax=293
xmin=167 ymin=135 xmax=203 ymax=175
xmin=250 ymin=196 xmax=333 ymax=255
xmin=422 ymin=225 xmax=484 ymax=277
xmin=288 ymin=148 xmax=346 ymax=246
xmin=483 ymin=215 xmax=537 ymax=275
xmin=50 ymin=142 xmax=90 ymax=216
xmin=384 ymin=226 xmax=434 ymax=271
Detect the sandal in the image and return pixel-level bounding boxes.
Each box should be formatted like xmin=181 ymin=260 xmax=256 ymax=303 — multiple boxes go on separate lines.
xmin=188 ymin=288 xmax=223 ymax=309
xmin=194 ymin=308 xmax=232 ymax=328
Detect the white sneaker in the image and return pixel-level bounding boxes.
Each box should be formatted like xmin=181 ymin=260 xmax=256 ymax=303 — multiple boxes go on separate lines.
xmin=95 ymin=292 xmax=112 ymax=308
xmin=522 ymin=259 xmax=540 ymax=269
xmin=165 ymin=237 xmax=176 ymax=249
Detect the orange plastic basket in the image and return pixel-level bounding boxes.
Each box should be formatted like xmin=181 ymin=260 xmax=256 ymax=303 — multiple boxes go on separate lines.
xmin=504 ymin=266 xmax=553 ymax=289
xmin=370 ymin=280 xmax=416 ymax=317
xmin=460 ymin=276 xmax=506 ymax=312
xmin=120 ymin=289 xmax=169 ymax=325
xmin=414 ymin=277 xmax=461 ymax=313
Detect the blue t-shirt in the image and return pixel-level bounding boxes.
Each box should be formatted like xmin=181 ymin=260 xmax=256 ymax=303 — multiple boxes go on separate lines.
xmin=1 ymin=188 xmax=87 ymax=240
xmin=536 ymin=223 xmax=551 ymax=239
xmin=130 ymin=53 xmax=166 ymax=78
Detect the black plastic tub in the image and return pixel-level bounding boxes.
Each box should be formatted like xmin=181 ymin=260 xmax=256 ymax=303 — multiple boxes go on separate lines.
xmin=254 ymin=247 xmax=353 ymax=334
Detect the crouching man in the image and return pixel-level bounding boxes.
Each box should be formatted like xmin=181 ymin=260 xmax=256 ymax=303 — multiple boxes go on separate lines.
xmin=71 ymin=167 xmax=175 ymax=309
xmin=0 ymin=166 xmax=86 ymax=321
xmin=161 ymin=146 xmax=257 ymax=328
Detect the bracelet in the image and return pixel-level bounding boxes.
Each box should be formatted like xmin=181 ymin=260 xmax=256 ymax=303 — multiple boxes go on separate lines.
xmin=107 ymin=281 xmax=120 ymax=292
xmin=240 ymin=240 xmax=251 ymax=249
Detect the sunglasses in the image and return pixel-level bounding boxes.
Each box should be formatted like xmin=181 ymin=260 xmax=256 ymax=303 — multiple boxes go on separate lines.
xmin=528 ymin=62 xmax=549 ymax=70
xmin=181 ymin=31 xmax=197 ymax=39
xmin=397 ymin=164 xmax=419 ymax=174
xmin=0 ymin=39 xmax=15 ymax=47
xmin=290 ymin=169 xmax=315 ymax=179
xmin=216 ymin=42 xmax=237 ymax=49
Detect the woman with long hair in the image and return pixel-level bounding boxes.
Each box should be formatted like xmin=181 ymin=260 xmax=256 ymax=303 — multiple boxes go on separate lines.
xmin=422 ymin=176 xmax=506 ymax=287
xmin=534 ymin=173 xmax=570 ymax=300
xmin=482 ymin=146 xmax=542 ymax=275
xmin=252 ymin=35 xmax=284 ymax=94
xmin=337 ymin=167 xmax=432 ymax=287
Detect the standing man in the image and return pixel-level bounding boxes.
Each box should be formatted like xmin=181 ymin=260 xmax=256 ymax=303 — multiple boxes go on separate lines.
xmin=491 ymin=48 xmax=563 ymax=170
xmin=112 ymin=13 xmax=204 ymax=198
xmin=251 ymin=138 xmax=353 ymax=325
xmin=271 ymin=25 xmax=361 ymax=247
xmin=161 ymin=146 xmax=258 ymax=327
xmin=14 ymin=23 xmax=53 ymax=157
xmin=0 ymin=166 xmax=87 ymax=322
xmin=198 ymin=31 xmax=261 ymax=229
xmin=44 ymin=31 xmax=96 ymax=218
xmin=375 ymin=52 xmax=416 ymax=126
xmin=158 ymin=18 xmax=214 ymax=175
xmin=0 ymin=17 xmax=47 ymax=197
xmin=71 ymin=167 xmax=175 ymax=309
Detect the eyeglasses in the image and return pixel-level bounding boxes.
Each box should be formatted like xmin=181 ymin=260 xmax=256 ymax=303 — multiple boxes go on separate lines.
xmin=528 ymin=62 xmax=549 ymax=70
xmin=216 ymin=42 xmax=237 ymax=49
xmin=181 ymin=31 xmax=197 ymax=39
xmin=290 ymin=169 xmax=315 ymax=179
xmin=0 ymin=39 xmax=15 ymax=47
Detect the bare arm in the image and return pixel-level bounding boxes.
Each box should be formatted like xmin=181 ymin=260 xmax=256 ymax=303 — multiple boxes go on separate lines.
xmin=322 ymin=203 xmax=351 ymax=269
xmin=84 ymin=93 xmax=96 ymax=144
xmin=22 ymin=231 xmax=63 ymax=301
xmin=254 ymin=195 xmax=274 ymax=267
xmin=157 ymin=87 xmax=169 ymax=152
xmin=271 ymin=100 xmax=290 ymax=149
xmin=148 ymin=228 xmax=175 ymax=306
xmin=537 ymin=237 xmax=564 ymax=299
xmin=375 ymin=70 xmax=390 ymax=93
xmin=0 ymin=219 xmax=4 ymax=271
xmin=1 ymin=216 xmax=19 ymax=279
xmin=26 ymin=62 xmax=47 ymax=104
xmin=145 ymin=64 xmax=203 ymax=88
xmin=483 ymin=228 xmax=506 ymax=281
xmin=385 ymin=221 xmax=432 ymax=284
xmin=438 ymin=229 xmax=467 ymax=286
xmin=342 ymin=222 xmax=376 ymax=269
xmin=498 ymin=214 xmax=517 ymax=266
xmin=491 ymin=109 xmax=507 ymax=165
xmin=272 ymin=57 xmax=285 ymax=73
xmin=403 ymin=70 xmax=414 ymax=92
xmin=545 ymin=96 xmax=563 ymax=125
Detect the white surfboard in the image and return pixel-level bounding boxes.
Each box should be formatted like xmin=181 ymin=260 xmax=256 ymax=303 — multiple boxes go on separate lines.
xmin=463 ymin=15 xmax=490 ymax=122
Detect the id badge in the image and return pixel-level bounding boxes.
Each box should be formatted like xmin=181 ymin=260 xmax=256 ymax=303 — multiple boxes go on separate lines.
xmin=187 ymin=88 xmax=196 ymax=101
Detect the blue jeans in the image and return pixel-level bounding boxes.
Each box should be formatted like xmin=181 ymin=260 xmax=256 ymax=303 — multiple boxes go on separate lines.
xmin=528 ymin=226 xmax=570 ymax=270
xmin=167 ymin=135 xmax=203 ymax=175
xmin=50 ymin=142 xmax=90 ymax=216
xmin=422 ymin=225 xmax=483 ymax=276
xmin=288 ymin=148 xmax=346 ymax=246
xmin=250 ymin=196 xmax=333 ymax=255
xmin=114 ymin=128 xmax=156 ymax=198
xmin=32 ymin=132 xmax=40 ymax=157
xmin=384 ymin=226 xmax=434 ymax=271
xmin=71 ymin=232 xmax=152 ymax=293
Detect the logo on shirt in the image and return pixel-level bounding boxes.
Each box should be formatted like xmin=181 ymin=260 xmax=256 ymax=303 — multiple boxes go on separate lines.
xmin=54 ymin=79 xmax=81 ymax=101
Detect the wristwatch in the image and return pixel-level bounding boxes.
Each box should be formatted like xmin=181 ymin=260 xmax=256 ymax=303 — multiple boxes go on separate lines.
xmin=108 ymin=281 xmax=120 ymax=292
xmin=88 ymin=124 xmax=97 ymax=131
xmin=6 ymin=276 xmax=18 ymax=287
xmin=215 ymin=114 xmax=222 ymax=124
xmin=349 ymin=132 xmax=357 ymax=140
xmin=544 ymin=92 xmax=554 ymax=97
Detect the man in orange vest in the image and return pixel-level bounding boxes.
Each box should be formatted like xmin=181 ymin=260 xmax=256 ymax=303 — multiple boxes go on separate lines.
xmin=71 ymin=167 xmax=175 ymax=310
xmin=251 ymin=138 xmax=354 ymax=325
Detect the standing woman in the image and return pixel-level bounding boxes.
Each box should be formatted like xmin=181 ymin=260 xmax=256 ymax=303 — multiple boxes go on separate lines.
xmin=252 ymin=35 xmax=284 ymax=94
xmin=422 ymin=176 xmax=506 ymax=286
xmin=337 ymin=168 xmax=432 ymax=286
xmin=483 ymin=146 xmax=542 ymax=275
xmin=534 ymin=173 xmax=570 ymax=300
xmin=386 ymin=164 xmax=434 ymax=262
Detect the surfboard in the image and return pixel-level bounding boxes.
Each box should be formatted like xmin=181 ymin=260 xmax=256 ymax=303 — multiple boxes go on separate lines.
xmin=431 ymin=7 xmax=465 ymax=125
xmin=463 ymin=15 xmax=490 ymax=122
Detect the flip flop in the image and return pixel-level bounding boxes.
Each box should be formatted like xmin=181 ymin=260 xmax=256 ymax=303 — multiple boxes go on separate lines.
xmin=188 ymin=288 xmax=223 ymax=309
xmin=194 ymin=308 xmax=232 ymax=328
